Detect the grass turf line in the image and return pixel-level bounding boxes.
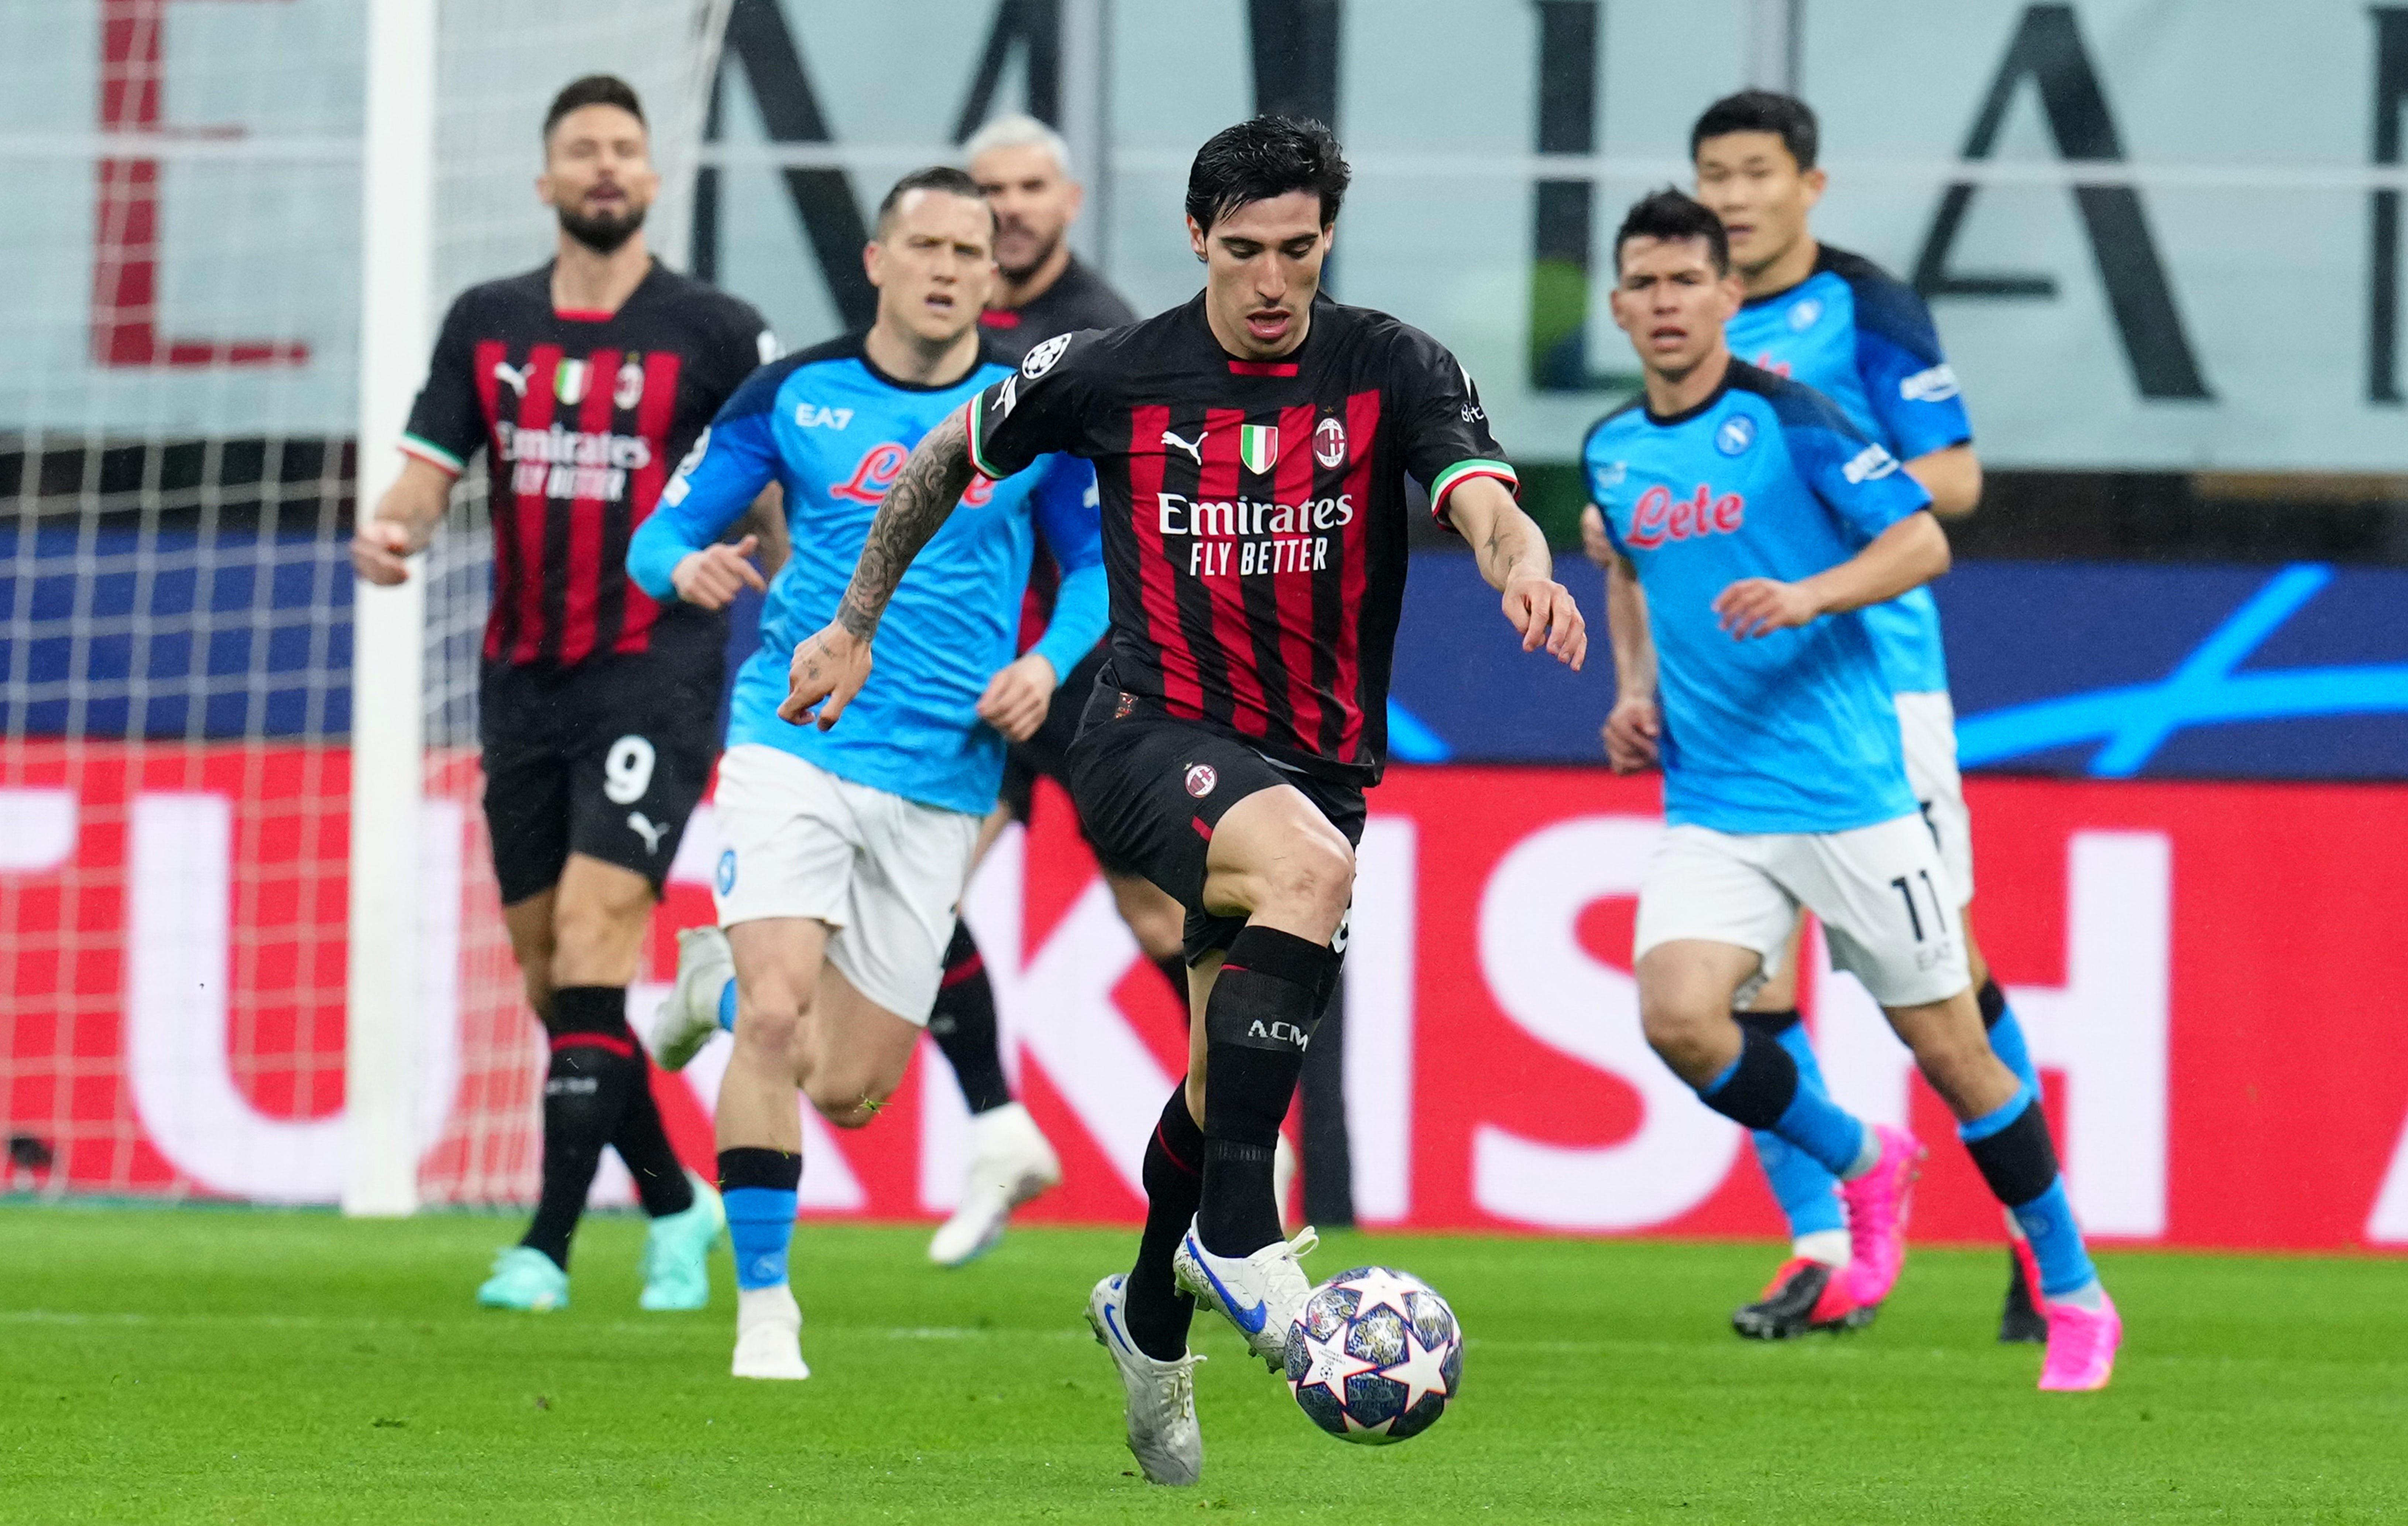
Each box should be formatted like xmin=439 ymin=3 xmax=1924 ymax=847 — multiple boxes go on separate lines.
xmin=1 ymin=1205 xmax=2404 ymax=1523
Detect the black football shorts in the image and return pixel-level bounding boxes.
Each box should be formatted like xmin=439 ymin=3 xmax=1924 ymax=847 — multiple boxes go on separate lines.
xmin=478 ymin=651 xmax=721 ymax=906
xmin=997 ymin=646 xmax=1144 ymax=877
xmin=1067 ymin=684 xmax=1364 ymax=963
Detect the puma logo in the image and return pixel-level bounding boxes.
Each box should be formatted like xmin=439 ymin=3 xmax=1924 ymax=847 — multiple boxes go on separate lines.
xmin=493 ymin=360 xmax=531 ymax=396
xmin=1161 ymin=429 xmax=1206 ymax=465
xmin=626 ymin=811 xmax=666 ymax=855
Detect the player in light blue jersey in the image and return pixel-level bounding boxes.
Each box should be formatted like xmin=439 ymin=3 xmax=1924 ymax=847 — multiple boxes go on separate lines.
xmin=624 ymin=167 xmax=1106 ymax=1381
xmin=1586 ymin=189 xmax=2117 ymax=1390
xmin=1584 ymin=89 xmax=2047 ymax=1341
xmin=1705 ymin=89 xmax=2047 ymax=1340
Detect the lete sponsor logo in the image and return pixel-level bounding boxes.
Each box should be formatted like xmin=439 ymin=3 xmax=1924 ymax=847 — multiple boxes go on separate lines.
xmin=1626 ymin=484 xmax=1745 ymax=549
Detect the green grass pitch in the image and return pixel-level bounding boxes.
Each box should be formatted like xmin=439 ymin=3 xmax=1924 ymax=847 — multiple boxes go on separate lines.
xmin=3 ymin=1206 xmax=2404 ymax=1523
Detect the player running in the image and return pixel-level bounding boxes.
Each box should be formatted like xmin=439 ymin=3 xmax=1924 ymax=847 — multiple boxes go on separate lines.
xmin=1587 ymin=187 xmax=2120 ymax=1392
xmin=627 ymin=166 xmax=1104 ymax=1381
xmin=352 ymin=75 xmax=772 ymax=1314
xmin=912 ymin=113 xmax=1159 ymax=1269
xmin=778 ymin=117 xmax=1585 ymax=1484
xmin=1583 ymin=90 xmax=2044 ymax=1342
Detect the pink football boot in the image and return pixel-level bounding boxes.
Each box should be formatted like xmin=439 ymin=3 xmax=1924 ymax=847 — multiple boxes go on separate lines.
xmin=2038 ymin=1291 xmax=2123 ymax=1391
xmin=1838 ymin=1124 xmax=1925 ymax=1308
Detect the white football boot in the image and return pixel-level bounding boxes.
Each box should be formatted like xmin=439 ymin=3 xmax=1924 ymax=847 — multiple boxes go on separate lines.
xmin=927 ymin=1101 xmax=1062 ymax=1267
xmin=1085 ymin=1274 xmax=1203 ymax=1487
xmin=643 ymin=925 xmax=734 ymax=1072
xmin=730 ymin=1283 xmax=810 ymax=1380
xmin=1172 ymin=1220 xmax=1318 ymax=1371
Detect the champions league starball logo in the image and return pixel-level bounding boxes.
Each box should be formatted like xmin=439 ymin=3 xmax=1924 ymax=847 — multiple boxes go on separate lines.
xmin=1021 ymin=333 xmax=1072 ymax=379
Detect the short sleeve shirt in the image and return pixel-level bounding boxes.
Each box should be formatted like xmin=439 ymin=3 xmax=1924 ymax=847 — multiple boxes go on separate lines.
xmin=963 ymin=292 xmax=1515 ymax=785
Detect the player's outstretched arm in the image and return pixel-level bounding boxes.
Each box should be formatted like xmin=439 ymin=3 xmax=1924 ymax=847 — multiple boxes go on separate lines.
xmin=1601 ymin=554 xmax=1660 ymax=774
xmin=1446 ymin=477 xmax=1587 ymax=670
xmin=779 ymin=409 xmax=980 ymax=729
xmin=349 ymin=457 xmax=456 ymax=586
xmin=1712 ymin=509 xmax=1951 ymax=640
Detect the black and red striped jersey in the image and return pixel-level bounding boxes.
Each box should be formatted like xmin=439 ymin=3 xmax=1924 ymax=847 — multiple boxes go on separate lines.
xmin=967 ymin=291 xmax=1516 ymax=786
xmin=399 ymin=260 xmax=772 ymax=670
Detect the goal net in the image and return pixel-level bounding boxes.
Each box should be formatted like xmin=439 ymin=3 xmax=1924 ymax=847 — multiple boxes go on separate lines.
xmin=0 ymin=0 xmax=731 ymax=1207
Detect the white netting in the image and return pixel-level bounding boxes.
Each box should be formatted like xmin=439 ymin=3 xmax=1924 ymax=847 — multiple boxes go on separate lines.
xmin=0 ymin=0 xmax=728 ymax=1204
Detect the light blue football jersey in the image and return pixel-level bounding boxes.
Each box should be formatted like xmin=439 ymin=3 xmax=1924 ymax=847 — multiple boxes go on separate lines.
xmin=1585 ymin=361 xmax=1932 ymax=834
xmin=629 ymin=334 xmax=1104 ymax=817
xmin=1722 ymin=245 xmax=1971 ymax=696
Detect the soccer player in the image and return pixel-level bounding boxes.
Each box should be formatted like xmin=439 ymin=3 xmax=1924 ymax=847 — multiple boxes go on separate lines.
xmin=626 ymin=166 xmax=1105 ymax=1381
xmin=911 ymin=113 xmax=1160 ymax=1269
xmin=1586 ymin=187 xmax=2120 ymax=1392
xmin=351 ymin=75 xmax=773 ymax=1313
xmin=1590 ymin=89 xmax=2043 ymax=1342
xmin=778 ymin=117 xmax=1585 ymax=1484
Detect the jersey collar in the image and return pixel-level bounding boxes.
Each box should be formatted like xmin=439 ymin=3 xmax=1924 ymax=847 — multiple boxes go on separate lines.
xmin=1642 ymin=358 xmax=1736 ymax=426
xmin=1736 ymin=241 xmax=1833 ymax=310
xmin=545 ymin=257 xmax=661 ymax=322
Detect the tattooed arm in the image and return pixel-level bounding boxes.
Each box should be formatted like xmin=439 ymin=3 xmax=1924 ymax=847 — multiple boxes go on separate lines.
xmin=1443 ymin=475 xmax=1588 ymax=671
xmin=778 ymin=409 xmax=979 ymax=728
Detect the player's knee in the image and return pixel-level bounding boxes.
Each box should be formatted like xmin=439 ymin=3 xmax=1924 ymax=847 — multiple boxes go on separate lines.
xmin=731 ymin=985 xmax=811 ymax=1064
xmin=1257 ymin=828 xmax=1354 ymax=930
xmin=1637 ymin=983 xmax=1727 ymax=1079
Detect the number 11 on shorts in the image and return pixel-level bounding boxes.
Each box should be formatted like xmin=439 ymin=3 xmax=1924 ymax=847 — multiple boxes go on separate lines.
xmin=1889 ymin=870 xmax=1948 ymax=942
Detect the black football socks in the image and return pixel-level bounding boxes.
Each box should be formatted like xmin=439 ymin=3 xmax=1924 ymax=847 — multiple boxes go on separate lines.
xmin=522 ymin=986 xmax=642 ymax=1269
xmin=927 ymin=922 xmax=1014 ymax=1115
xmin=1125 ymin=1087 xmax=1206 ymax=1360
xmin=611 ymin=1050 xmax=696 ymax=1219
xmin=1197 ymin=926 xmax=1338 ymax=1258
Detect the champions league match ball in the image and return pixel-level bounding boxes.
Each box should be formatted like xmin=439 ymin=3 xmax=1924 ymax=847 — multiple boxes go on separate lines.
xmin=1282 ymin=1266 xmax=1463 ymax=1444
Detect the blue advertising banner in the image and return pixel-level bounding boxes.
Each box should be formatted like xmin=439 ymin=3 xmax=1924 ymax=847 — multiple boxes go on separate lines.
xmin=6 ymin=530 xmax=2405 ymax=780
xmin=1391 ymin=553 xmax=2408 ymax=780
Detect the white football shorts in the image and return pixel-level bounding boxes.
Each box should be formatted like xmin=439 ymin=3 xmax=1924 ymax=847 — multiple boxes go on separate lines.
xmin=709 ymin=743 xmax=982 ymax=1025
xmin=1893 ymin=688 xmax=1973 ymax=903
xmin=1635 ymin=813 xmax=1971 ymax=1009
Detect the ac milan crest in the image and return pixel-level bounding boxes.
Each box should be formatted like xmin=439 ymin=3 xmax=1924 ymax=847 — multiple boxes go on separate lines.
xmin=1314 ymin=415 xmax=1348 ymax=468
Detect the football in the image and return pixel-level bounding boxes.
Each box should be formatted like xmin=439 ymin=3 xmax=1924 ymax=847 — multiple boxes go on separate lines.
xmin=1282 ymin=1265 xmax=1463 ymax=1444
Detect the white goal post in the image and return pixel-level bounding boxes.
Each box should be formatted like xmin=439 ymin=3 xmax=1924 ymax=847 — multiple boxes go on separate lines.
xmin=345 ymin=0 xmax=438 ymax=1219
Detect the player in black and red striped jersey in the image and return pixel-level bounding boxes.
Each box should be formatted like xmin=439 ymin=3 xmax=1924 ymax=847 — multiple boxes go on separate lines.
xmin=351 ymin=75 xmax=773 ymax=1315
xmin=777 ymin=118 xmax=1585 ymax=1484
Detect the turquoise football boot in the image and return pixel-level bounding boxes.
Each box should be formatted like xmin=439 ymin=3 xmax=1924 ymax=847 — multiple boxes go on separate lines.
xmin=477 ymin=1246 xmax=569 ymax=1312
xmin=639 ymin=1172 xmax=725 ymax=1312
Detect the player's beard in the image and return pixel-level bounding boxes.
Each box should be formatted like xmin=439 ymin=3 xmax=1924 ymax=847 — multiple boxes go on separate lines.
xmin=996 ymin=221 xmax=1061 ymax=284
xmin=558 ymin=202 xmax=647 ymax=255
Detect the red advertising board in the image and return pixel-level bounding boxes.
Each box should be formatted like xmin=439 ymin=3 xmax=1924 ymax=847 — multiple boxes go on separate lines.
xmin=6 ymin=745 xmax=2408 ymax=1251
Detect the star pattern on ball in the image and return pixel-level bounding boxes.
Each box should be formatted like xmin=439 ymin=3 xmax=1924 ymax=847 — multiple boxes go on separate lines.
xmin=1336 ymin=1266 xmax=1422 ymax=1324
xmin=1380 ymin=1326 xmax=1453 ymax=1412
xmin=1292 ymin=1327 xmax=1380 ymax=1402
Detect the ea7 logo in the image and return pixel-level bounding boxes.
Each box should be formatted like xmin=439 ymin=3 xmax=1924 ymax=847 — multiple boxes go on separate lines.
xmin=1842 ymin=443 xmax=1900 ymax=484
xmin=794 ymin=403 xmax=853 ymax=430
xmin=1899 ymin=364 xmax=1961 ymax=403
